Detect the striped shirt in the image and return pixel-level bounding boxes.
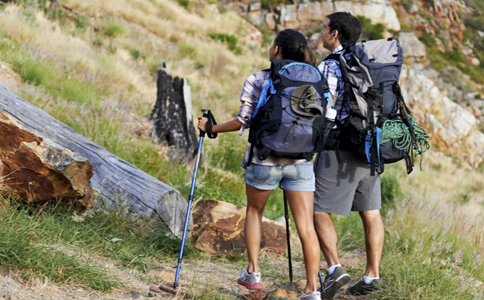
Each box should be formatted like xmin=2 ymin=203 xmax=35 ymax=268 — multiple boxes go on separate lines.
xmin=236 ymin=70 xmax=307 ymax=168
xmin=317 ymin=46 xmax=350 ymax=122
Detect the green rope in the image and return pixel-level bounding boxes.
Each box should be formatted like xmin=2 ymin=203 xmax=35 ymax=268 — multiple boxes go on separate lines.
xmin=380 ymin=117 xmax=430 ymax=170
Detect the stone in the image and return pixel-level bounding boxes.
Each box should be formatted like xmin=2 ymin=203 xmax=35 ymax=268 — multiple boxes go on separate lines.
xmin=244 ymin=291 xmax=270 ymax=300
xmin=191 ymin=200 xmax=289 ymax=254
xmin=400 ymin=64 xmax=484 ymax=168
xmin=399 ymin=32 xmax=426 ymax=63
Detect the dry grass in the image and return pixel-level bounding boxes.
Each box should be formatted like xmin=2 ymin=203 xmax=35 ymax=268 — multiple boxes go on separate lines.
xmin=390 ymin=149 xmax=484 ymax=251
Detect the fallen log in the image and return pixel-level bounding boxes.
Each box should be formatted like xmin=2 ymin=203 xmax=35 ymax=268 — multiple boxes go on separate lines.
xmin=0 ymin=84 xmax=190 ymax=235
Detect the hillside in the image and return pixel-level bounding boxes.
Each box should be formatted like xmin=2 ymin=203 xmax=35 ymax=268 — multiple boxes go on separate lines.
xmin=1 ymin=0 xmax=484 ymax=299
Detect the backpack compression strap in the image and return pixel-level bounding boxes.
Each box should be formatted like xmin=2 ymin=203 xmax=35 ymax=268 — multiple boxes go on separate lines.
xmin=394 ymin=83 xmax=415 ymax=174
xmin=204 ymin=110 xmax=218 ymax=139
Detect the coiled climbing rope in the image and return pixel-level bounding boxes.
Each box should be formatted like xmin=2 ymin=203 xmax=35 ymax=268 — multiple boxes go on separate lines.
xmin=380 ymin=117 xmax=430 ymax=170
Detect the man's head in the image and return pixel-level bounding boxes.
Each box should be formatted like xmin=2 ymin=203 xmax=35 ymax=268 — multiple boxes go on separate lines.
xmin=321 ymin=12 xmax=362 ymax=51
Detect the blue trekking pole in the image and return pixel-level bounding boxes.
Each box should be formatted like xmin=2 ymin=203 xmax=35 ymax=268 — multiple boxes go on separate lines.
xmin=173 ymin=109 xmax=213 ymax=289
xmin=283 ymin=189 xmax=293 ymax=283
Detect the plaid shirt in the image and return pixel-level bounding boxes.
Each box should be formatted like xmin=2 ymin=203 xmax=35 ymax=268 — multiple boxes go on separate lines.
xmin=317 ymin=46 xmax=349 ymax=122
xmin=237 ymin=70 xmax=307 ymax=168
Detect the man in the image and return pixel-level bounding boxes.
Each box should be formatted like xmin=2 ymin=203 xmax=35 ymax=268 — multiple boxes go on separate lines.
xmin=314 ymin=12 xmax=385 ymax=299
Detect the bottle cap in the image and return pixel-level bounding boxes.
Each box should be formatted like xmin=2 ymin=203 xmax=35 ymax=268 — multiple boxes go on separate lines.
xmin=325 ymin=108 xmax=337 ymax=120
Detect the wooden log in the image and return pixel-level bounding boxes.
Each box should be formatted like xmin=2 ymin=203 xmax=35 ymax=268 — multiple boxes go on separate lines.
xmin=150 ymin=60 xmax=197 ymax=160
xmin=0 ymin=84 xmax=190 ymax=235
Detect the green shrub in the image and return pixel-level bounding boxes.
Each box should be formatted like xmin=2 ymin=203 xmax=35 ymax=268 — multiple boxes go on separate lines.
xmin=129 ymin=48 xmax=145 ymax=60
xmin=75 ymin=15 xmax=89 ymax=31
xmin=104 ymin=21 xmax=125 ymax=38
xmin=357 ymin=15 xmax=385 ymax=41
xmin=401 ymin=0 xmax=414 ymax=12
xmin=381 ymin=173 xmax=402 ymax=209
xmin=208 ymin=32 xmax=242 ymax=54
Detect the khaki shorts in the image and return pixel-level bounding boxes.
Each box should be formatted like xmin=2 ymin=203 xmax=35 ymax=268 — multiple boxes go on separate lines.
xmin=314 ymin=150 xmax=381 ymax=216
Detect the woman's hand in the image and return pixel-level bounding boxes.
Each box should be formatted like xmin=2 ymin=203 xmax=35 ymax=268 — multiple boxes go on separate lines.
xmin=197 ymin=117 xmax=208 ymax=132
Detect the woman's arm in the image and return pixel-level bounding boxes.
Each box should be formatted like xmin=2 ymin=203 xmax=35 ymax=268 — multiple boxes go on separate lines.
xmin=197 ymin=117 xmax=242 ymax=134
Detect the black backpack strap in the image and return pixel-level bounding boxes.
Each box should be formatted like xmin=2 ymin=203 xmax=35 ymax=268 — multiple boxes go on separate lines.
xmin=258 ymin=146 xmax=272 ymax=161
xmin=205 ymin=110 xmax=218 ymax=139
xmin=325 ymin=53 xmax=341 ymax=62
xmin=365 ymin=89 xmax=378 ymax=176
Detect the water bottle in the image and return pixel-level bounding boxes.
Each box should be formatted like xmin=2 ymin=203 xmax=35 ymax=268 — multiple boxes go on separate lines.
xmin=325 ymin=107 xmax=337 ymax=122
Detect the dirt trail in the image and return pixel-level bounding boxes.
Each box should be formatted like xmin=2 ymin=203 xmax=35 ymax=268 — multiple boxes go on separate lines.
xmin=0 ymin=250 xmax=371 ymax=300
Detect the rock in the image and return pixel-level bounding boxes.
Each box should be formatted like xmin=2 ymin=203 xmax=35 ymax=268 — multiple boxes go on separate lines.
xmin=400 ymin=64 xmax=484 ymax=167
xmin=274 ymin=288 xmax=298 ymax=298
xmin=333 ymin=0 xmax=401 ymax=32
xmin=398 ymin=32 xmax=426 ymax=63
xmin=245 ymin=290 xmax=270 ymax=300
xmin=234 ymin=0 xmax=400 ymax=33
xmin=191 ymin=200 xmax=289 ymax=254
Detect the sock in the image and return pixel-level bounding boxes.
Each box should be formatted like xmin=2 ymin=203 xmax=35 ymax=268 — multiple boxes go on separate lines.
xmin=327 ymin=264 xmax=341 ymax=275
xmin=363 ymin=275 xmax=380 ymax=284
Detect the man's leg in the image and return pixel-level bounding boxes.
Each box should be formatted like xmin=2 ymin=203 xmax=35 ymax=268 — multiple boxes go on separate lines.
xmin=313 ymin=211 xmax=339 ymax=267
xmin=359 ymin=209 xmax=384 ymax=278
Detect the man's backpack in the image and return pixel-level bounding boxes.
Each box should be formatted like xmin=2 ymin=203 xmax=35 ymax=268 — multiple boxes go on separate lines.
xmin=326 ymin=38 xmax=429 ymax=175
xmin=248 ymin=59 xmax=331 ymax=162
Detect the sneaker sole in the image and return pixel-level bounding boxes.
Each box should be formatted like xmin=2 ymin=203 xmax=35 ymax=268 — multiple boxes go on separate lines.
xmin=321 ymin=274 xmax=351 ymax=300
xmin=237 ymin=279 xmax=264 ymax=290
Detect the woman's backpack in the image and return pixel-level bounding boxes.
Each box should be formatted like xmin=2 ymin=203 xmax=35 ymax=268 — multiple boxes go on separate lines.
xmin=248 ymin=59 xmax=331 ymax=162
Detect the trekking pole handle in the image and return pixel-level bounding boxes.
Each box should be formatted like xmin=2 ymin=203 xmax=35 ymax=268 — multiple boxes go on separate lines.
xmin=200 ymin=109 xmax=210 ymax=137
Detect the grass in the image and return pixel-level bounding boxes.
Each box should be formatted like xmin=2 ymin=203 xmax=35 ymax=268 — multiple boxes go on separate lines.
xmin=1 ymin=1 xmax=484 ymax=299
xmin=0 ymin=199 xmax=121 ymax=291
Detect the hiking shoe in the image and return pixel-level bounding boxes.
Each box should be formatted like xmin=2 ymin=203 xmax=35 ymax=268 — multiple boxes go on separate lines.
xmin=299 ymin=291 xmax=321 ymax=300
xmin=237 ymin=268 xmax=264 ymax=290
xmin=347 ymin=277 xmax=385 ymax=296
xmin=320 ymin=266 xmax=351 ymax=300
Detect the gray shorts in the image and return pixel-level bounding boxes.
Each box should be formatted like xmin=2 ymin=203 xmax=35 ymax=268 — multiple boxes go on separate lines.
xmin=314 ymin=150 xmax=381 ymax=216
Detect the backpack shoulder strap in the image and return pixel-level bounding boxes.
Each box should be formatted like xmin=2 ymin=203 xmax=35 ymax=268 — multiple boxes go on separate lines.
xmin=324 ymin=53 xmax=341 ymax=62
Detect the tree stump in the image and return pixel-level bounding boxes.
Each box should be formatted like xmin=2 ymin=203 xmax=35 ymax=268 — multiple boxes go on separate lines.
xmin=150 ymin=60 xmax=197 ymax=160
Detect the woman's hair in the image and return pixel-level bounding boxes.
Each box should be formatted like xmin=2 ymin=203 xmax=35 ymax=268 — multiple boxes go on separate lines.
xmin=274 ymin=29 xmax=316 ymax=66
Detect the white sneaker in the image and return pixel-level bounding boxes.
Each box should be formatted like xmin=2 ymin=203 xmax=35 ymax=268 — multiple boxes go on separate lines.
xmin=237 ymin=268 xmax=264 ymax=290
xmin=299 ymin=290 xmax=321 ymax=300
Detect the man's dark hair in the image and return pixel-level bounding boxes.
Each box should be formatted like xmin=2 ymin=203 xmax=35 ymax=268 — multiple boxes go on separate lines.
xmin=327 ymin=12 xmax=362 ymax=44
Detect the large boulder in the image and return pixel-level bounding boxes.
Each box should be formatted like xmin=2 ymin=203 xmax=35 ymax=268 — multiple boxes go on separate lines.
xmin=192 ymin=199 xmax=289 ymax=254
xmin=400 ymin=64 xmax=484 ymax=168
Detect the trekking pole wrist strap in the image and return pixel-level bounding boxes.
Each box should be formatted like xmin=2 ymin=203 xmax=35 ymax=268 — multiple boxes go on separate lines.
xmin=205 ymin=111 xmax=218 ymax=139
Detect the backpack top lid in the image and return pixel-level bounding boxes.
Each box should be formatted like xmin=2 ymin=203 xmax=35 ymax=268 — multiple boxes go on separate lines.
xmin=338 ymin=38 xmax=404 ymax=94
xmin=357 ymin=38 xmax=403 ymax=67
xmin=270 ymin=59 xmax=323 ymax=84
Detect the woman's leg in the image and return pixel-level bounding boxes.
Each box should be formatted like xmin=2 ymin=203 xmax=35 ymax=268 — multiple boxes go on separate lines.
xmin=285 ymin=189 xmax=320 ymax=293
xmin=245 ymin=183 xmax=273 ymax=272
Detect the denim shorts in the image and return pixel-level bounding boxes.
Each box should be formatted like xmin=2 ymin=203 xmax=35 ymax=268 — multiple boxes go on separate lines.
xmin=245 ymin=161 xmax=315 ymax=191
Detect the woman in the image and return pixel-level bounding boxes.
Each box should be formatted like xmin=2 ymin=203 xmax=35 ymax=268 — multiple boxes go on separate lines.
xmin=198 ymin=29 xmax=321 ymax=300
